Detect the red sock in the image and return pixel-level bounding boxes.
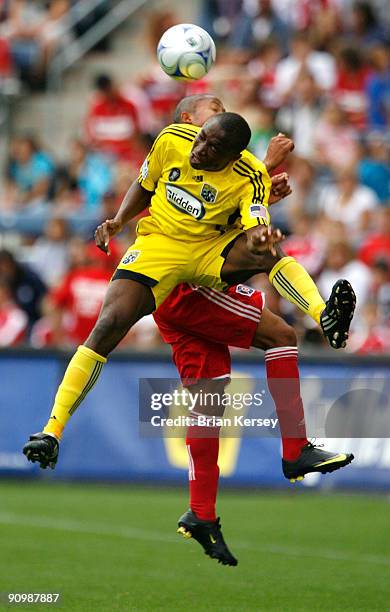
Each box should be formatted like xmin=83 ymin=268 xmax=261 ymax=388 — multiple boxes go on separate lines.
xmin=265 ymin=346 xmax=308 ymax=461
xmin=186 ymin=423 xmax=220 ymax=522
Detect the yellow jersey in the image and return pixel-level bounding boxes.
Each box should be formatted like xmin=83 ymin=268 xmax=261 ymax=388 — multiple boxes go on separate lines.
xmin=137 ymin=123 xmax=271 ymax=241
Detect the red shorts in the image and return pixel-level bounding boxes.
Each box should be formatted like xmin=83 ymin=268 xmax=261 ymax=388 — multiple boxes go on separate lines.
xmin=153 ymin=283 xmax=264 ymax=381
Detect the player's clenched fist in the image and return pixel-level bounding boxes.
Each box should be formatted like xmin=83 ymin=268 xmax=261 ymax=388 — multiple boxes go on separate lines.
xmin=263 ymin=133 xmax=294 ymax=173
xmin=246 ymin=225 xmax=284 ymax=257
xmin=94 ymin=219 xmax=122 ymax=255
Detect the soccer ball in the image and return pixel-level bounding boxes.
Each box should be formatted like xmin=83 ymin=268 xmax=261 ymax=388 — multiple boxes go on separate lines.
xmin=157 ymin=23 xmax=216 ymax=82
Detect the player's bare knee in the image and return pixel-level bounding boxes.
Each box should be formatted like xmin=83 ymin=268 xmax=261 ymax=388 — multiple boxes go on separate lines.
xmin=273 ymin=322 xmax=297 ymax=348
xmin=253 ymin=250 xmax=280 ymax=273
xmin=252 ymin=318 xmax=297 ymax=351
xmin=259 ymin=247 xmax=284 ymax=274
xmin=222 ymin=236 xmax=283 ymax=281
xmin=241 ymin=247 xmax=282 ymax=276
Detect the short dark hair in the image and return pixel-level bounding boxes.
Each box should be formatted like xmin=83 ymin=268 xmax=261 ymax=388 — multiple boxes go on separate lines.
xmin=0 ymin=249 xmax=15 ymax=264
xmin=94 ymin=74 xmax=113 ymax=92
xmin=211 ymin=112 xmax=251 ymax=154
xmin=353 ymin=1 xmax=377 ymax=28
xmin=173 ymin=94 xmax=217 ymax=123
xmin=340 ymin=47 xmax=363 ymax=71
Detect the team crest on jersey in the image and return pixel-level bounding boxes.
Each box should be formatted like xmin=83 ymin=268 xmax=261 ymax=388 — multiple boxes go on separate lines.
xmin=249 ymin=203 xmax=267 ymax=220
xmin=236 ymin=284 xmax=255 ymax=297
xmin=168 ymin=167 xmax=181 ymax=181
xmin=122 ymin=250 xmax=140 ymax=265
xmin=200 ymin=183 xmax=218 ymax=203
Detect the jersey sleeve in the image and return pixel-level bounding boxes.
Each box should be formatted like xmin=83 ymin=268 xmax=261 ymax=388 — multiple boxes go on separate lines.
xmin=137 ymin=129 xmax=169 ymax=192
xmin=236 ymin=157 xmax=271 ymax=230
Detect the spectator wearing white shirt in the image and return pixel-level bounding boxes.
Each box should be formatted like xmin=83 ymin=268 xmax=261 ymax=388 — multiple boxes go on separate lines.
xmin=274 ymin=31 xmax=336 ymax=103
xmin=0 ymin=279 xmax=28 ymax=346
xmin=317 ymin=241 xmax=372 ymax=323
xmin=319 ymin=168 xmax=379 ymax=241
xmin=285 ymin=157 xmax=324 ymax=218
xmin=276 ymin=71 xmax=323 ymax=158
xmin=27 ymin=217 xmax=69 ymax=287
xmin=314 ymin=102 xmax=359 ymax=171
xmin=230 ymin=0 xmax=291 ymax=55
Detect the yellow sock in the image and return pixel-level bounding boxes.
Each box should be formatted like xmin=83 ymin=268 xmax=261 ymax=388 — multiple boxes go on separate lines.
xmin=269 ymin=257 xmax=325 ymax=325
xmin=43 ymin=345 xmax=106 ymax=440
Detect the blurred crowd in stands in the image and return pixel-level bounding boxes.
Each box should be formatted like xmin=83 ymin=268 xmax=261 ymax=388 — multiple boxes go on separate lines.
xmin=0 ymin=0 xmax=110 ymax=89
xmin=0 ymin=0 xmax=390 ymax=354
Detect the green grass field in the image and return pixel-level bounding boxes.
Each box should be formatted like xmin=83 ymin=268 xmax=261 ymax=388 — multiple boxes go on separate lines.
xmin=0 ymin=481 xmax=389 ymax=611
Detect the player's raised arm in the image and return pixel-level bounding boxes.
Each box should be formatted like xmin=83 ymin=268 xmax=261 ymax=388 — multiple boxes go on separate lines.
xmin=95 ymin=125 xmax=170 ymax=254
xmin=94 ymin=181 xmax=151 ymax=254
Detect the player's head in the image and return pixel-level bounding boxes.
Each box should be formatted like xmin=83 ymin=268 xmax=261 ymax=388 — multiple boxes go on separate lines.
xmin=190 ymin=112 xmax=251 ymax=171
xmin=173 ymin=94 xmax=225 ymax=127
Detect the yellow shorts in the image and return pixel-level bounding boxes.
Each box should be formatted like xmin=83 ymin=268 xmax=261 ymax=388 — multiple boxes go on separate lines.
xmin=113 ymin=229 xmax=243 ymax=307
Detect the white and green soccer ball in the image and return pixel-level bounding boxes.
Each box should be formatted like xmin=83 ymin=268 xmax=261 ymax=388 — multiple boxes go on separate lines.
xmin=157 ymin=23 xmax=216 ymax=81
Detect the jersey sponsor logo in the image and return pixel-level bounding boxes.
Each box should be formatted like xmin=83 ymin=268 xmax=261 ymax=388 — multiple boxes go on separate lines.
xmin=141 ymin=159 xmax=148 ymax=179
xmin=192 ymin=174 xmax=203 ymax=182
xmin=200 ymin=183 xmax=218 ymax=203
xmin=166 ymin=184 xmax=205 ymax=220
xmin=168 ymin=167 xmax=181 ymax=181
xmin=122 ymin=250 xmax=140 ymax=265
xmin=249 ymin=203 xmax=267 ymax=219
xmin=236 ymin=284 xmax=255 ymax=297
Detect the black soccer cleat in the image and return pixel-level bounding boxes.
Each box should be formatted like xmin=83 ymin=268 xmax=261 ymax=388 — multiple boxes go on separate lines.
xmin=23 ymin=432 xmax=59 ymax=470
xmin=177 ymin=509 xmax=238 ymax=566
xmin=320 ymin=279 xmax=356 ymax=349
xmin=282 ymin=442 xmax=354 ymax=482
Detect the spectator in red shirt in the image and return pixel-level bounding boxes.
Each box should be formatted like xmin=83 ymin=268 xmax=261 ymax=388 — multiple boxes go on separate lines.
xmin=248 ymin=39 xmax=283 ymax=110
xmin=44 ymin=237 xmax=111 ymax=346
xmin=0 ymin=36 xmax=12 ymax=75
xmin=359 ymin=207 xmax=390 ymax=267
xmin=85 ymin=73 xmax=141 ymax=162
xmin=0 ymin=279 xmax=28 ymax=346
xmin=283 ymin=215 xmax=326 ymax=277
xmin=334 ymin=47 xmax=370 ymax=128
xmin=348 ymin=301 xmax=390 ymax=354
xmin=137 ymin=9 xmax=184 ymax=131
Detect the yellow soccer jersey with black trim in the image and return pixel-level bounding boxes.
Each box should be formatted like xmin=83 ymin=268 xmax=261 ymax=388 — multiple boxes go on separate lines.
xmin=137 ymin=123 xmax=271 ymax=241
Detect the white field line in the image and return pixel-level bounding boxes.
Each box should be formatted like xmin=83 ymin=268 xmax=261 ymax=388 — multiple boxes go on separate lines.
xmin=0 ymin=512 xmax=389 ymax=567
